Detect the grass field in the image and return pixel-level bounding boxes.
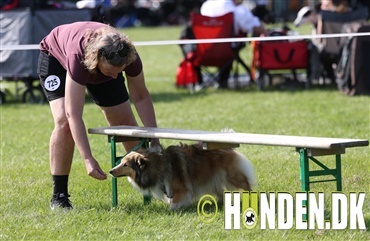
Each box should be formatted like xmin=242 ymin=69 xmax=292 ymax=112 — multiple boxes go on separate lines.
xmin=1 ymin=25 xmax=369 ymax=240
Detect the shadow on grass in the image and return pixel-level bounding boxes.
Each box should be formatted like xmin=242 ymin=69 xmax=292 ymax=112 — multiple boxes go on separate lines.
xmin=80 ymin=199 xmax=171 ymax=214
xmin=79 ymin=198 xmax=224 ymax=216
xmin=150 ymin=90 xmax=207 ymax=103
xmin=257 ymin=81 xmax=339 ymax=93
xmin=148 ymin=82 xmax=340 ymax=101
xmin=1 ymin=81 xmax=340 ymax=106
xmin=83 ymin=88 xmax=206 ymax=105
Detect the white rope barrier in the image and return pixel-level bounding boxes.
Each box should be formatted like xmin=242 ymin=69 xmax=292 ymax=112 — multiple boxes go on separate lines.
xmin=1 ymin=32 xmax=370 ymax=51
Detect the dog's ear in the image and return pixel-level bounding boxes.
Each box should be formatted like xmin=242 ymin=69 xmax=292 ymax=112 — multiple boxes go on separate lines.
xmin=136 ymin=155 xmax=147 ymax=171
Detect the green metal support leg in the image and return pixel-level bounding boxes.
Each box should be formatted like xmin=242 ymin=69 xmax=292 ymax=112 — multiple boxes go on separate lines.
xmin=335 ymin=154 xmax=342 ymax=191
xmin=110 ymin=136 xmax=118 ymax=207
xmin=298 ymin=148 xmax=310 ymax=192
xmin=298 ymin=148 xmax=309 ymax=221
xmin=297 ymin=148 xmax=344 ymax=191
xmin=109 ymin=136 xmax=151 ymax=207
xmin=297 ymin=147 xmax=344 ymax=224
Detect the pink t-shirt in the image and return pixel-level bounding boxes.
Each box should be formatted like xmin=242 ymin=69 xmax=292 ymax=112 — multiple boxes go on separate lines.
xmin=39 ymin=21 xmax=142 ymax=85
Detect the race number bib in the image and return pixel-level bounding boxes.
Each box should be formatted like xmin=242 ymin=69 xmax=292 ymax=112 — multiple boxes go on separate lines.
xmin=45 ymin=75 xmax=61 ymax=91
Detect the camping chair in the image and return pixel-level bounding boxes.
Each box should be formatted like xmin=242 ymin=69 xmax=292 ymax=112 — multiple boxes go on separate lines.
xmin=180 ymin=12 xmax=252 ymax=90
xmin=316 ymin=8 xmax=368 ymax=83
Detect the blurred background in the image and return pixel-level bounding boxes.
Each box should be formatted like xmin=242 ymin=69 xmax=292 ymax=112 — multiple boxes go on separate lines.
xmin=1 ymin=0 xmax=370 ymax=103
xmin=9 ymin=0 xmax=370 ymax=27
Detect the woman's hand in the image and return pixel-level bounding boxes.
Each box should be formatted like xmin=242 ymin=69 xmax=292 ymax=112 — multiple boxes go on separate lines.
xmin=85 ymin=157 xmax=107 ymax=180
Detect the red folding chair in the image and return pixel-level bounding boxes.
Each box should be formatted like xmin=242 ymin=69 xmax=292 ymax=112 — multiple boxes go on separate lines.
xmin=179 ymin=12 xmax=252 ymax=90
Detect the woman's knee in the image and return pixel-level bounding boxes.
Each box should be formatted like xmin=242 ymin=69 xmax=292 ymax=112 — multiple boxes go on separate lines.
xmin=49 ymin=98 xmax=71 ymax=133
xmin=53 ymin=115 xmax=71 ymax=133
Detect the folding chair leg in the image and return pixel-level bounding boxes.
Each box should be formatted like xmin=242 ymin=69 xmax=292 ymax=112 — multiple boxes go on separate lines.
xmin=236 ymin=54 xmax=253 ymax=82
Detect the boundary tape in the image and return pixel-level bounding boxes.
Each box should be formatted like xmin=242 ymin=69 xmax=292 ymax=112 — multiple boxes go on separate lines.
xmin=1 ymin=32 xmax=370 ymax=51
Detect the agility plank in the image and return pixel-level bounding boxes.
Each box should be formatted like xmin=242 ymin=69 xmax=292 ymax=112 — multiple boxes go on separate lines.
xmin=88 ymin=125 xmax=368 ymax=150
xmin=88 ymin=125 xmax=369 ymax=207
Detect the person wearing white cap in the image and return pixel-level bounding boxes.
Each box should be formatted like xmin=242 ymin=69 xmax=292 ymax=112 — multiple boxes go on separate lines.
xmin=200 ymin=0 xmax=266 ymax=37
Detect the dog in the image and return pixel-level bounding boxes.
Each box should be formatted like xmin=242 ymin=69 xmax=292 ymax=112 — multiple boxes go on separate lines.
xmin=109 ymin=142 xmax=255 ymax=210
xmin=245 ymin=213 xmax=255 ymax=223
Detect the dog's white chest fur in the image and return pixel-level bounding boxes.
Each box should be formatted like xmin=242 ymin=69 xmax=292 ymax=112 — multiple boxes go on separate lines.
xmin=127 ymin=177 xmax=171 ymax=204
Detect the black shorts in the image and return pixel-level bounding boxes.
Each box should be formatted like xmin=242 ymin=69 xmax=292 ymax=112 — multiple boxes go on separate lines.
xmin=37 ymin=51 xmax=129 ymax=107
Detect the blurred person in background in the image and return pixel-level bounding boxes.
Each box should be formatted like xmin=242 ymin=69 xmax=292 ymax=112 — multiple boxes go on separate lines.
xmin=199 ymin=0 xmax=266 ymax=88
xmin=200 ymin=0 xmax=266 ymax=37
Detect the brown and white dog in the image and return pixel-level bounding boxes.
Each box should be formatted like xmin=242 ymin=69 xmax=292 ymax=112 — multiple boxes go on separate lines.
xmin=109 ymin=143 xmax=255 ymax=210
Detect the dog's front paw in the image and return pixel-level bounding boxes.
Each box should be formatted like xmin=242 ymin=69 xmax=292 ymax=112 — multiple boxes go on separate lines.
xmin=169 ymin=200 xmax=191 ymax=211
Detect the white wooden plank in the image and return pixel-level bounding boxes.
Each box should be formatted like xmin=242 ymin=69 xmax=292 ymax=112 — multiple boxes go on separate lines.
xmin=88 ymin=125 xmax=369 ymax=150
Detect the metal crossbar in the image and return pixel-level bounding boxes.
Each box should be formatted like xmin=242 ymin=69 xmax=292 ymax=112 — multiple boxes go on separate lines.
xmin=296 ymin=147 xmax=343 ymax=220
xmin=297 ymin=148 xmax=343 ymax=192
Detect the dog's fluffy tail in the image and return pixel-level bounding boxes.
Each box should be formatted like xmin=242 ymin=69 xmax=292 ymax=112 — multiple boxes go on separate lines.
xmin=221 ymin=128 xmax=256 ymax=187
xmin=236 ymin=152 xmax=256 ymax=188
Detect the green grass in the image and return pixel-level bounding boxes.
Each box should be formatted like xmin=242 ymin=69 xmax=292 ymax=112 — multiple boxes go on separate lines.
xmin=1 ymin=25 xmax=370 ymax=240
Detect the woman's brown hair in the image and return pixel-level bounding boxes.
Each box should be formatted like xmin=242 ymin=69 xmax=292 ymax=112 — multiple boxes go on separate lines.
xmin=83 ymin=26 xmax=137 ymax=73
